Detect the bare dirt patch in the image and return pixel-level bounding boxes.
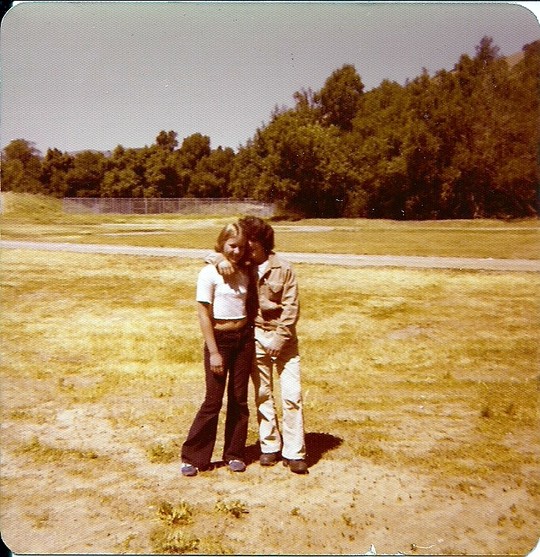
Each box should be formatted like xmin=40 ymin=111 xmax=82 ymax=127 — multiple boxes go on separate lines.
xmin=2 ymin=391 xmax=538 ymax=555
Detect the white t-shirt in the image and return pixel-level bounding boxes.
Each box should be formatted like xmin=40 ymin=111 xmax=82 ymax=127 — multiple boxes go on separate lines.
xmin=196 ymin=264 xmax=249 ymax=320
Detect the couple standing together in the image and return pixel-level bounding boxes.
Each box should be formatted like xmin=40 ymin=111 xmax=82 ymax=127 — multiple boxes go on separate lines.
xmin=181 ymin=216 xmax=308 ymax=476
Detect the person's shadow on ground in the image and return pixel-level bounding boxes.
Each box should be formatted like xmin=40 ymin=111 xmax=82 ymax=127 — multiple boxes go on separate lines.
xmin=244 ymin=432 xmax=343 ymax=468
xmin=305 ymin=432 xmax=343 ymax=467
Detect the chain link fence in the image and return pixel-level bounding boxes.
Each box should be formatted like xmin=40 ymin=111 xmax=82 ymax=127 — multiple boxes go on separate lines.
xmin=63 ymin=197 xmax=276 ymax=217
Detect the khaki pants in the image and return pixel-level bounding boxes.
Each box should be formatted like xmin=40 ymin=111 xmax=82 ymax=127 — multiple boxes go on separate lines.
xmin=252 ymin=328 xmax=306 ymax=461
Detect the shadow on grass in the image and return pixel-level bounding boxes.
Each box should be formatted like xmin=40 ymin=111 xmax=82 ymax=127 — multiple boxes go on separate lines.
xmin=243 ymin=432 xmax=343 ymax=468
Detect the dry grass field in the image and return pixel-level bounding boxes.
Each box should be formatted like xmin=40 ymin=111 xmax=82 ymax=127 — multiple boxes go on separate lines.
xmin=1 ymin=192 xmax=539 ymax=259
xmin=1 ymin=231 xmax=539 ymax=555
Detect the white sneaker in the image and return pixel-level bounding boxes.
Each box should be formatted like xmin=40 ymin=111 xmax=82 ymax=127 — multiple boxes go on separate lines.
xmin=181 ymin=462 xmax=198 ymax=476
xmin=228 ymin=459 xmax=246 ymax=472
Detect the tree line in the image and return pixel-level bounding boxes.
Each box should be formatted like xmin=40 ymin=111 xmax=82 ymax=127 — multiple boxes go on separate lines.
xmin=2 ymin=37 xmax=538 ymax=219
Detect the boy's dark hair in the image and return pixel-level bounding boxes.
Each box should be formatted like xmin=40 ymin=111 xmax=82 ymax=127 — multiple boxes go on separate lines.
xmin=238 ymin=216 xmax=274 ymax=255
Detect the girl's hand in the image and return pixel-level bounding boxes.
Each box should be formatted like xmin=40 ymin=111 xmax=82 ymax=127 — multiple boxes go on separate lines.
xmin=209 ymin=352 xmax=225 ymax=375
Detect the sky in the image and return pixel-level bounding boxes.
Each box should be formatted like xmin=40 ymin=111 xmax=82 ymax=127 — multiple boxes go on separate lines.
xmin=1 ymin=1 xmax=539 ymax=155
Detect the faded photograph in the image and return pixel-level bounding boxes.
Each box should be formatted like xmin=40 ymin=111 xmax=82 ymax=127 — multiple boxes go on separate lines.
xmin=1 ymin=2 xmax=539 ymax=555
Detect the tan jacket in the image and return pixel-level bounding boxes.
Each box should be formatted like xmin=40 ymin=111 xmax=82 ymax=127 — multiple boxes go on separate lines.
xmin=256 ymin=253 xmax=299 ymax=347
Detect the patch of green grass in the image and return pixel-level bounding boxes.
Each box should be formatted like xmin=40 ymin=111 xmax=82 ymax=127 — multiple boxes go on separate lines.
xmin=149 ymin=500 xmax=200 ymax=554
xmin=150 ymin=499 xmax=237 ymax=554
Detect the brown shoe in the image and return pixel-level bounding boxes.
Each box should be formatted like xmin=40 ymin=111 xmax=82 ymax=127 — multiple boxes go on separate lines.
xmin=283 ymin=458 xmax=308 ymax=474
xmin=260 ymin=452 xmax=280 ymax=466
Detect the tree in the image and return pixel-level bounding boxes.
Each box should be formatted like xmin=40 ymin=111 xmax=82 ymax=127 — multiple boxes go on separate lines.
xmin=173 ymin=133 xmax=212 ymax=195
xmin=155 ymin=130 xmax=178 ymax=152
xmin=40 ymin=148 xmax=74 ymax=197
xmin=144 ymin=146 xmax=180 ymax=198
xmin=176 ymin=133 xmax=211 ymax=170
xmin=314 ymin=64 xmax=364 ymax=131
xmin=1 ymin=139 xmax=43 ymax=193
xmin=64 ymin=150 xmax=106 ymax=197
xmin=188 ymin=146 xmax=235 ymax=197
xmin=101 ymin=167 xmax=143 ymax=197
xmin=348 ymin=79 xmax=409 ymax=218
xmin=231 ymin=104 xmax=358 ymax=217
xmin=436 ymin=36 xmax=536 ymax=218
xmin=494 ymin=39 xmax=540 ymax=217
xmin=229 ymin=138 xmax=263 ymax=199
xmin=347 ymin=37 xmax=538 ymax=219
xmin=100 ymin=145 xmax=145 ymax=197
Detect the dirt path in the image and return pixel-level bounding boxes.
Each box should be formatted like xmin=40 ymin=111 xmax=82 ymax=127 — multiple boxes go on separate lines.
xmin=2 ymin=240 xmax=539 ymax=272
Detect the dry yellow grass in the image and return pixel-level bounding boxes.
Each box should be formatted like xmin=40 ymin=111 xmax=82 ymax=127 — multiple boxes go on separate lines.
xmin=1 ymin=247 xmax=539 ymax=555
xmin=2 ymin=192 xmax=539 ymax=259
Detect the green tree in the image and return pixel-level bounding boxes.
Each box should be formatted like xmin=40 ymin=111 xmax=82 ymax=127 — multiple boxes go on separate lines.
xmin=231 ymin=100 xmax=358 ymax=217
xmin=437 ymin=36 xmax=536 ymax=218
xmin=493 ymin=39 xmax=539 ymax=217
xmin=1 ymin=139 xmax=43 ymax=193
xmin=64 ymin=150 xmax=106 ymax=197
xmin=400 ymin=70 xmax=444 ymax=218
xmin=173 ymin=133 xmax=212 ymax=196
xmin=144 ymin=146 xmax=180 ymax=198
xmin=188 ymin=146 xmax=235 ymax=197
xmin=101 ymin=167 xmax=143 ymax=197
xmin=348 ymin=79 xmax=409 ymax=218
xmin=40 ymin=148 xmax=74 ymax=197
xmin=229 ymin=137 xmax=264 ymax=199
xmin=348 ymin=37 xmax=538 ymax=219
xmin=100 ymin=145 xmax=145 ymax=197
xmin=155 ymin=130 xmax=179 ymax=152
xmin=314 ymin=64 xmax=364 ymax=131
xmin=176 ymin=133 xmax=211 ymax=170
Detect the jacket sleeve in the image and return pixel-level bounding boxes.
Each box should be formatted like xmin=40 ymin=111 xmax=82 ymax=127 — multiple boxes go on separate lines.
xmin=204 ymin=251 xmax=223 ymax=265
xmin=273 ymin=265 xmax=299 ymax=346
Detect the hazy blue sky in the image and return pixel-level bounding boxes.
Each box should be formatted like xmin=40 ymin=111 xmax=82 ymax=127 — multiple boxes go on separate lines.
xmin=2 ymin=1 xmax=539 ymax=154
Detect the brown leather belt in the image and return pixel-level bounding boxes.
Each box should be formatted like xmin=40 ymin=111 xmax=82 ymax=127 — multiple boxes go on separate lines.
xmin=213 ymin=317 xmax=248 ymax=331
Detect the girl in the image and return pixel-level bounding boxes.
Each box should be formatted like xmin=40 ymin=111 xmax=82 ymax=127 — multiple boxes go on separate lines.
xmin=181 ymin=223 xmax=254 ymax=476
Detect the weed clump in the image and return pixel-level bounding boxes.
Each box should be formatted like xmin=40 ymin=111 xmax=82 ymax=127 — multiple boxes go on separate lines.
xmin=215 ymin=499 xmax=249 ymax=518
xmin=150 ymin=528 xmax=200 ymax=554
xmin=151 ymin=500 xmax=198 ymax=554
xmin=157 ymin=500 xmax=194 ymax=526
xmin=147 ymin=442 xmax=178 ymax=464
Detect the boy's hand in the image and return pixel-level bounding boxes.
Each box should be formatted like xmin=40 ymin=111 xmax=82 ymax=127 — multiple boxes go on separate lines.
xmin=217 ymin=259 xmax=235 ymax=276
xmin=266 ymin=334 xmax=285 ymax=358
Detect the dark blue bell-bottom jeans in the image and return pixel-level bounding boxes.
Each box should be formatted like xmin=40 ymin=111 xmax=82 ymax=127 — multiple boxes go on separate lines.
xmin=181 ymin=326 xmax=254 ymax=469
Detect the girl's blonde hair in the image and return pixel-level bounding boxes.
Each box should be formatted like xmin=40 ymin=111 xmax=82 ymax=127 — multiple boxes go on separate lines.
xmin=214 ymin=222 xmax=245 ymax=253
